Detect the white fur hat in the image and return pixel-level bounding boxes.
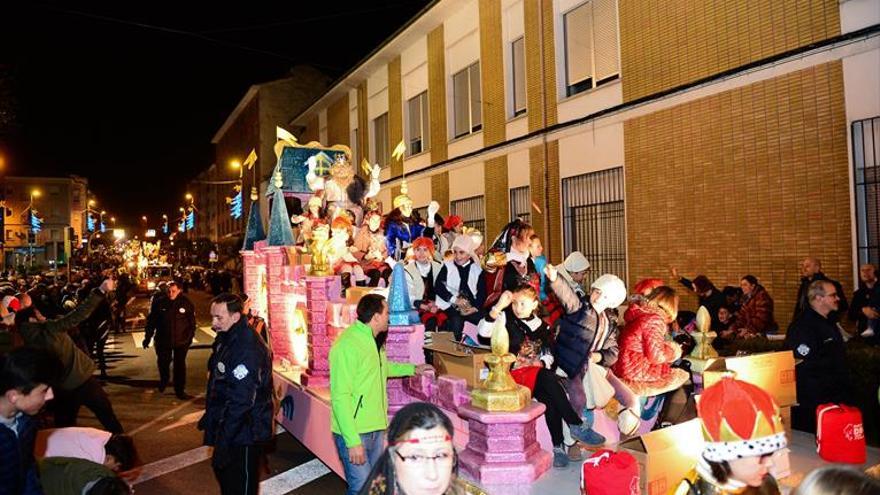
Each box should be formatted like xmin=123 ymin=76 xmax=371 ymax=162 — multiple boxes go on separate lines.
xmin=562 ymin=251 xmax=591 ymax=273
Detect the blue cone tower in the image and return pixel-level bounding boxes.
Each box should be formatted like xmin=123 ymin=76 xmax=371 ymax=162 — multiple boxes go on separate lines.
xmin=267 ymin=189 xmax=295 ymax=246
xmin=242 ymin=187 xmax=266 ymax=250
xmin=387 ymin=263 xmax=420 ymax=325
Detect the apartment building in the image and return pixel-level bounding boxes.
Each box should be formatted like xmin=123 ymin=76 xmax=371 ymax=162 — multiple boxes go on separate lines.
xmin=287 ymin=0 xmax=880 ymax=323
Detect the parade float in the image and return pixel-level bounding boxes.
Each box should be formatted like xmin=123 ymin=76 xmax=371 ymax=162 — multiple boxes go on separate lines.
xmin=239 ymin=131 xmax=879 ymax=494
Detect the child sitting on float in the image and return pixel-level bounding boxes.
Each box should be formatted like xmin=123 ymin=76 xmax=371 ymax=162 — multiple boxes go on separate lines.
xmin=433 ymin=235 xmax=487 ymax=341
xmin=353 ymin=209 xmax=391 ymax=287
xmin=404 ymin=237 xmax=446 ymax=332
xmin=328 ymin=215 xmax=365 ymax=288
xmin=477 ymin=284 xmax=599 ymax=468
xmin=612 ymin=285 xmax=689 ymax=427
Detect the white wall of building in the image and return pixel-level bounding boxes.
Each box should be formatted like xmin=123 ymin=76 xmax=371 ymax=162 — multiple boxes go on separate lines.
xmin=449 ymin=161 xmax=485 ymax=200
xmin=558 ymin=121 xmax=625 ymax=179
xmin=507 ymin=148 xmax=531 ymax=188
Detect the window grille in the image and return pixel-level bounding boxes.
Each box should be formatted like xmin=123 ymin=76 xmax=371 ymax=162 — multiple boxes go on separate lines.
xmin=854 ymin=117 xmax=880 ymax=266
xmin=451 ymin=195 xmax=485 ymax=237
xmin=510 ymin=186 xmax=531 ymax=224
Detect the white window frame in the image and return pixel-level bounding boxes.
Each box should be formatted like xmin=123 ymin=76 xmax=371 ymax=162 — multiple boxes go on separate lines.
xmin=511 ymin=37 xmax=526 ymax=117
xmin=407 ymin=91 xmax=430 ymax=156
xmin=452 ymin=62 xmax=483 ymax=139
xmin=563 ymin=0 xmax=620 ymax=97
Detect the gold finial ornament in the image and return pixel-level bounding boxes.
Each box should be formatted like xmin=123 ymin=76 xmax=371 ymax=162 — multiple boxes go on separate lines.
xmin=308 ymin=224 xmax=333 ymax=276
xmin=250 ymin=186 xmax=259 ymax=201
xmin=274 ymin=168 xmax=284 ymax=189
xmin=393 ymin=179 xmax=412 ymax=210
xmin=470 ymin=318 xmax=531 ymax=411
xmin=690 ymin=306 xmax=718 ymax=361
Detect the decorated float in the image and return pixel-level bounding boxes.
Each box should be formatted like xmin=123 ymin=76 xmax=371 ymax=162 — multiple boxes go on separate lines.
xmin=238 ymin=130 xmax=880 ymax=494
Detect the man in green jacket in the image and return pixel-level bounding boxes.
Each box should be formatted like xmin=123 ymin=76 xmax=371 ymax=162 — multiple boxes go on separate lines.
xmin=330 ymin=294 xmax=431 ymax=495
xmin=16 ymin=277 xmax=124 ymax=433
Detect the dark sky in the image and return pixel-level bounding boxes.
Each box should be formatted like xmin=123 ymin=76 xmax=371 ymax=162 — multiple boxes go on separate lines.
xmin=0 ymin=1 xmax=431 ymax=226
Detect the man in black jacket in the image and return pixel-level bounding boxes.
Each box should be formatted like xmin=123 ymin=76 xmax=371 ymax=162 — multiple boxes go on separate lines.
xmin=143 ymin=281 xmax=196 ymax=399
xmin=849 ymin=263 xmax=879 ymax=342
xmin=199 ymin=293 xmax=273 ymax=495
xmin=784 ymin=280 xmax=852 ymax=433
xmin=793 ymin=257 xmax=848 ymax=322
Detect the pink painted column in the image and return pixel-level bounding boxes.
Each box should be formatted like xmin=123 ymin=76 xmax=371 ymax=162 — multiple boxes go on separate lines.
xmin=384 ymin=323 xmax=425 ymax=417
xmin=457 ymin=402 xmax=552 ymax=489
xmin=264 ymin=246 xmax=293 ymax=364
xmin=302 ymin=275 xmax=341 ymax=387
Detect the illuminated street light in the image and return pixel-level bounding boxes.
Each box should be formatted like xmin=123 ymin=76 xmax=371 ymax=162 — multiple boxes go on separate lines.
xmin=88 ymin=199 xmax=96 ymax=207
xmin=185 ymin=193 xmax=193 ymax=201
xmin=230 ymin=159 xmax=241 ymax=169
xmin=141 ymin=215 xmax=147 ymax=222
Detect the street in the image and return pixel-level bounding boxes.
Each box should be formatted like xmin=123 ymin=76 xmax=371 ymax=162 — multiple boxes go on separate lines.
xmin=85 ymin=289 xmax=346 ymax=494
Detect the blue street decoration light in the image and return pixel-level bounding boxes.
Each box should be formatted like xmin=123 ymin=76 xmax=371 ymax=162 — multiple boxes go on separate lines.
xmin=29 ymin=208 xmax=43 ymax=234
xmin=186 ymin=209 xmax=195 ymax=230
xmin=229 ymin=188 xmax=243 ymax=220
xmin=87 ymin=213 xmax=96 ymax=232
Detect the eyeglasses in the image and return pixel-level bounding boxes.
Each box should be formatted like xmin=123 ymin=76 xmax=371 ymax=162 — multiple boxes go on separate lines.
xmin=393 ymin=449 xmax=454 ymax=465
xmin=825 ymin=292 xmax=839 ymax=299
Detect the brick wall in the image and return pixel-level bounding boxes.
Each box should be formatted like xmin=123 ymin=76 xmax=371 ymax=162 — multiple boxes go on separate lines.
xmin=619 ymin=0 xmax=841 ymax=103
xmin=299 ymin=116 xmax=320 ymax=145
xmin=479 ymin=0 xmax=509 ymax=237
xmin=326 ymin=94 xmax=350 ymax=148
xmin=624 ymin=61 xmax=851 ymax=328
xmin=428 ymin=25 xmax=449 ymax=215
xmin=524 ymin=0 xmax=561 ymax=262
xmin=389 ymin=56 xmax=404 ymax=183
xmin=357 ymin=82 xmax=370 ymax=171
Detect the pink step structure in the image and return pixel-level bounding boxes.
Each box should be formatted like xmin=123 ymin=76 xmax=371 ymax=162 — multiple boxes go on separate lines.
xmin=384 ymin=323 xmax=426 ymax=417
xmin=302 ymin=275 xmax=343 ymax=388
xmin=458 ymin=402 xmax=552 ymax=489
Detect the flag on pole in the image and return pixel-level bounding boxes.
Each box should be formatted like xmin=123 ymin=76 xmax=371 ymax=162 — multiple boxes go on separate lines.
xmin=243 ymin=149 xmax=257 ymax=170
xmin=391 ymin=140 xmax=406 ymax=162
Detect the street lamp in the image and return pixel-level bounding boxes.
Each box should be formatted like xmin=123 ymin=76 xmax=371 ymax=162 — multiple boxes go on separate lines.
xmin=27 ymin=189 xmax=42 ymax=267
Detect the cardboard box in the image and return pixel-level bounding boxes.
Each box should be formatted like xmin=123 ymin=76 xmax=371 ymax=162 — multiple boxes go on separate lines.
xmin=423 ymin=332 xmax=490 ymax=388
xmin=345 ymin=286 xmax=375 ymax=305
xmin=619 ymin=419 xmax=704 ymax=495
xmin=702 ymin=351 xmax=797 ymax=407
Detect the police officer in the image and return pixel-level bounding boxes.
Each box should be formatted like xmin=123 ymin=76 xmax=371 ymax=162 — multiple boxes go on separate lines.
xmin=143 ymin=280 xmax=196 ymax=399
xmin=784 ymin=280 xmax=853 ymax=433
xmin=199 ymin=293 xmax=273 ymax=495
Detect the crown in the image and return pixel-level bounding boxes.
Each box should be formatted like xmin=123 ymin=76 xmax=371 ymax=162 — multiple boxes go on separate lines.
xmin=699 ymin=378 xmax=784 ymax=443
xmin=393 ymin=179 xmax=412 ymax=209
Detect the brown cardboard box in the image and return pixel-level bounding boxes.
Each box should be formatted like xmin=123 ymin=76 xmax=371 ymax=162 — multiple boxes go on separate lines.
xmin=423 ymin=332 xmax=490 ymax=388
xmin=702 ymin=351 xmax=797 ymax=407
xmin=618 ymin=419 xmax=704 ymax=495
xmin=345 ymin=286 xmax=375 ymax=305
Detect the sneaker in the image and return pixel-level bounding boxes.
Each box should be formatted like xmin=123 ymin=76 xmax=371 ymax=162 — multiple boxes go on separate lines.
xmin=567 ymin=443 xmax=584 ymax=462
xmin=552 ymin=446 xmax=569 ymax=468
xmin=570 ymin=424 xmax=606 ymax=446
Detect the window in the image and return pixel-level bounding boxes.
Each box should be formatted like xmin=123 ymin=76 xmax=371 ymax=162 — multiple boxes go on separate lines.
xmin=453 ymin=62 xmax=482 ymax=138
xmin=373 ymin=113 xmax=389 ymax=168
xmin=510 ymin=186 xmax=531 ymax=224
xmin=563 ymin=0 xmax=620 ymax=97
xmin=407 ymin=92 xmax=430 ymax=156
xmin=562 ymin=167 xmax=625 ymax=285
xmin=450 ymin=195 xmax=485 ymax=236
xmin=854 ymin=116 xmax=880 ymax=266
xmin=511 ymin=37 xmax=526 ymax=117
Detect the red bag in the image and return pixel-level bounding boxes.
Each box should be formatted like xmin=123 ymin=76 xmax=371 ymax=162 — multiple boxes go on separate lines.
xmin=581 ymin=449 xmax=639 ymax=495
xmin=816 ymin=403 xmax=866 ymax=464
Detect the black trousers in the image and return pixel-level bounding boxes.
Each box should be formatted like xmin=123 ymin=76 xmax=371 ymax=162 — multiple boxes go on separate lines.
xmin=532 ymin=368 xmax=581 ymax=446
xmin=156 ymin=345 xmax=190 ymax=395
xmin=54 ymin=376 xmax=124 ymax=433
xmin=444 ymin=308 xmax=484 ymax=341
xmin=212 ymin=445 xmax=262 ymax=495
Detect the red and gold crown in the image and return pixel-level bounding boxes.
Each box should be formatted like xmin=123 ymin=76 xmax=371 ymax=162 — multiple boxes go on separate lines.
xmin=698 ymin=378 xmax=787 ymax=462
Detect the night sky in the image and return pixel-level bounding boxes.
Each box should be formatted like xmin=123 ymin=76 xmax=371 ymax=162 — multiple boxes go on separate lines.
xmin=0 ymin=1 xmax=432 ymax=226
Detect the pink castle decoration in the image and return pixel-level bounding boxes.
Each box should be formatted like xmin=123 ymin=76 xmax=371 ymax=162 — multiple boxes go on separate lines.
xmin=384 ymin=323 xmax=425 ymax=417
xmin=302 ymin=275 xmax=342 ymax=388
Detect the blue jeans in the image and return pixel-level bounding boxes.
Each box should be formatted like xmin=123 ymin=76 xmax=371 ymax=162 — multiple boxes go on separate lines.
xmin=333 ymin=431 xmax=385 ymax=495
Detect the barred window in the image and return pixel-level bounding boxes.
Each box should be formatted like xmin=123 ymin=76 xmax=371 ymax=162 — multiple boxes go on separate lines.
xmin=373 ymin=113 xmax=389 ymax=169
xmin=854 ymin=116 xmax=880 ymax=266
xmin=562 ymin=167 xmax=625 ymax=285
xmin=451 ymin=195 xmax=485 ymax=237
xmin=407 ymin=92 xmax=430 ymax=156
xmin=511 ymin=37 xmax=526 ymax=117
xmin=510 ymin=186 xmax=530 ymax=224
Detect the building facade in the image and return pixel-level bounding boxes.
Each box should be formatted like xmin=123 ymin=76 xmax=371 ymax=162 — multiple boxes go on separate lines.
xmin=288 ymin=0 xmax=880 ymax=326
xmin=2 ymin=175 xmax=88 ymax=269
xmin=202 ymin=66 xmax=333 ymax=245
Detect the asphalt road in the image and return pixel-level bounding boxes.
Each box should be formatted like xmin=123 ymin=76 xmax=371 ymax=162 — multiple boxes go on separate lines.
xmin=79 ymin=289 xmax=346 ymax=494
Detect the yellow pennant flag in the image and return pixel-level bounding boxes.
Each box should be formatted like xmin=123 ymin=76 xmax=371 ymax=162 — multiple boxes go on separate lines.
xmin=361 ymin=158 xmax=373 ymax=176
xmin=391 ymin=140 xmax=406 ymax=162
xmin=243 ymin=149 xmax=257 ymax=170
xmin=276 ymin=126 xmax=298 ymax=145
